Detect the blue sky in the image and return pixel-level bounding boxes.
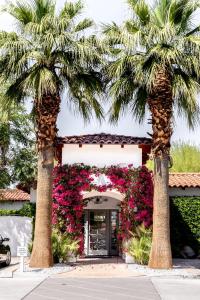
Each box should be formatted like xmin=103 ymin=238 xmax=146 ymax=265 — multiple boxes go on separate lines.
xmin=0 ymin=0 xmax=200 ymax=144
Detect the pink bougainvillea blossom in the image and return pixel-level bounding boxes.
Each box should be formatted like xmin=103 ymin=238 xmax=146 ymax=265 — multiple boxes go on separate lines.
xmin=52 ymin=164 xmax=153 ymax=254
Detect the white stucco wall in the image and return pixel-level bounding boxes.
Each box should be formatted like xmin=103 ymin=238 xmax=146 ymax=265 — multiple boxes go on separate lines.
xmin=62 ymin=144 xmax=142 ymax=167
xmin=0 ymin=216 xmax=32 ymax=256
xmin=169 ymin=187 xmax=200 ymax=197
xmin=84 ymin=196 xmax=121 ymax=210
xmin=0 ymin=201 xmax=28 ymax=210
xmin=30 ymin=188 xmax=37 ymax=203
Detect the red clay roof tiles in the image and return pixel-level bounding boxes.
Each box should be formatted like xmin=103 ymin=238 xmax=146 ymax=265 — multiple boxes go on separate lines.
xmin=58 ymin=133 xmax=152 ymax=145
xmin=0 ymin=189 xmax=30 ymax=201
xmin=169 ymin=173 xmax=200 ymax=188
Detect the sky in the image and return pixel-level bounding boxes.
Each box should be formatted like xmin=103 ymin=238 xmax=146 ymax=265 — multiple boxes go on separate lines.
xmin=0 ymin=0 xmax=200 ymax=144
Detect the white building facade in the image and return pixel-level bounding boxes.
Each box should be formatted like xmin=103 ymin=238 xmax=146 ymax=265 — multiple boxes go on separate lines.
xmin=55 ymin=133 xmax=152 ymax=257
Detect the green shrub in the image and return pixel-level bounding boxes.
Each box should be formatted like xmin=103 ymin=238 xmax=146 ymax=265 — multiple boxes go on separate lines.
xmin=127 ymin=224 xmax=152 ymax=265
xmin=0 ymin=203 xmax=36 ymax=217
xmin=52 ymin=229 xmax=80 ymax=263
xmin=170 ymin=197 xmax=200 ymax=257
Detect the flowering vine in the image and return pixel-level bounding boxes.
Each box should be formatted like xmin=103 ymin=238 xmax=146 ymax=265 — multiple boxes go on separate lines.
xmin=52 ymin=164 xmax=153 ymax=254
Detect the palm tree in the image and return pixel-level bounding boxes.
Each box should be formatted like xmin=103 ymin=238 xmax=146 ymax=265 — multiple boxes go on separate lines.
xmin=0 ymin=0 xmax=104 ymax=267
xmin=104 ymin=0 xmax=200 ymax=268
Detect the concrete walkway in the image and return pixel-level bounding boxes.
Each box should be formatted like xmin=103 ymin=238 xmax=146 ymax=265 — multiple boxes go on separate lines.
xmin=152 ymin=278 xmax=200 ymax=300
xmin=0 ymin=277 xmax=45 ymax=300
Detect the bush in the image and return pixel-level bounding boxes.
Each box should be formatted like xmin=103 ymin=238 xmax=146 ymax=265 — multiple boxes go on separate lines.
xmin=52 ymin=229 xmax=80 ymax=263
xmin=0 ymin=203 xmax=36 ymax=217
xmin=127 ymin=224 xmax=152 ymax=265
xmin=170 ymin=197 xmax=200 ymax=257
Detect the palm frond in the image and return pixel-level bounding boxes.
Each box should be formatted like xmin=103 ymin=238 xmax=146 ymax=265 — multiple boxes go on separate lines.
xmin=127 ymin=0 xmax=150 ymax=26
xmin=60 ymin=0 xmax=83 ymax=20
xmin=74 ymin=18 xmax=94 ymax=32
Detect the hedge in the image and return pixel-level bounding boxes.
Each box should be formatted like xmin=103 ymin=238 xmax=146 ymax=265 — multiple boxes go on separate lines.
xmin=0 ymin=203 xmax=36 ymax=218
xmin=170 ymin=197 xmax=200 ymax=257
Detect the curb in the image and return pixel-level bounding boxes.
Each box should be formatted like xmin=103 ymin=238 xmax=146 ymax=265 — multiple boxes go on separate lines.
xmin=0 ymin=264 xmax=19 ymax=278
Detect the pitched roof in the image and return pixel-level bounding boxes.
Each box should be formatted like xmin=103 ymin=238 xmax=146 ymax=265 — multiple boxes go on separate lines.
xmin=58 ymin=133 xmax=152 ymax=145
xmin=0 ymin=189 xmax=30 ymax=202
xmin=169 ymin=173 xmax=200 ymax=188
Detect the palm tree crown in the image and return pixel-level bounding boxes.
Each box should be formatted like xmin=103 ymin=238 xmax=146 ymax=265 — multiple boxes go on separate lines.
xmin=104 ymin=0 xmax=200 ymax=155
xmin=0 ymin=0 xmax=104 ymax=145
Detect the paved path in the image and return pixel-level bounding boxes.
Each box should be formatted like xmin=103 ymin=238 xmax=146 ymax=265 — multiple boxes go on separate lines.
xmin=152 ymin=278 xmax=200 ymax=300
xmin=0 ymin=277 xmax=45 ymax=300
xmin=24 ymin=277 xmax=161 ymax=300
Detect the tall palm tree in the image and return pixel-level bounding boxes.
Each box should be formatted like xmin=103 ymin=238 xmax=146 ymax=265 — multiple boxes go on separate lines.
xmin=104 ymin=0 xmax=200 ymax=268
xmin=0 ymin=0 xmax=104 ymax=267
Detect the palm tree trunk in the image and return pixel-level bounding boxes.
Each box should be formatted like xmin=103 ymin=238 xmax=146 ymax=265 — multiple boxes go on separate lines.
xmin=30 ymin=94 xmax=60 ymax=268
xmin=148 ymin=67 xmax=173 ymax=269
xmin=148 ymin=156 xmax=172 ymax=268
xmin=29 ymin=147 xmax=54 ymax=268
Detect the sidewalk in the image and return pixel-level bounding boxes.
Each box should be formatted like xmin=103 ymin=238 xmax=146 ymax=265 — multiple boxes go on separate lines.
xmin=0 ymin=258 xmax=200 ymax=299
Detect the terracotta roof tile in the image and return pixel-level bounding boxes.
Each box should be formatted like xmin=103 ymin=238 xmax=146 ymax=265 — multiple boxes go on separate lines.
xmin=0 ymin=189 xmax=30 ymax=201
xmin=169 ymin=173 xmax=200 ymax=188
xmin=58 ymin=133 xmax=152 ymax=145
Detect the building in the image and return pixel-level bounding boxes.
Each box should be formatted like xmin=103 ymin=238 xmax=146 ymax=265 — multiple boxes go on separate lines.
xmin=169 ymin=173 xmax=200 ymax=197
xmin=0 ymin=189 xmax=30 ymax=210
xmin=55 ymin=133 xmax=152 ymax=256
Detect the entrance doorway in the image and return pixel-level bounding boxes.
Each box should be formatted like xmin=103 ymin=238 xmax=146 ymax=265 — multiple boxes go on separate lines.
xmin=84 ymin=210 xmax=119 ymax=256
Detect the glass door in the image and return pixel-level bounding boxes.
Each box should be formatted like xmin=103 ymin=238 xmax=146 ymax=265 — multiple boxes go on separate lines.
xmin=109 ymin=210 xmax=119 ymax=256
xmin=84 ymin=210 xmax=119 ymax=256
xmin=89 ymin=211 xmax=108 ymax=256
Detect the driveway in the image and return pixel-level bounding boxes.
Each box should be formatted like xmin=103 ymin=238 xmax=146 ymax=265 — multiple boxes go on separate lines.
xmin=23 ymin=277 xmax=161 ymax=300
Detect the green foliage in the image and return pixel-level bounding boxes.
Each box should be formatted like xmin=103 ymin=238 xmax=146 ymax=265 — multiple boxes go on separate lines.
xmin=170 ymin=142 xmax=200 ymax=172
xmin=170 ymin=197 xmax=200 ymax=257
xmin=52 ymin=229 xmax=80 ymax=263
xmin=103 ymin=0 xmax=200 ymax=126
xmin=0 ymin=203 xmax=36 ymax=217
xmin=20 ymin=202 xmax=36 ymax=218
xmin=127 ymin=224 xmax=152 ymax=265
xmin=11 ymin=148 xmax=37 ymax=187
xmin=0 ymin=102 xmax=37 ymax=189
xmin=147 ymin=141 xmax=200 ymax=172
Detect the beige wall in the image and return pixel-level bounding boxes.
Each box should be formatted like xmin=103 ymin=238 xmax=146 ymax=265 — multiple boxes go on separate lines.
xmin=84 ymin=196 xmax=121 ymax=210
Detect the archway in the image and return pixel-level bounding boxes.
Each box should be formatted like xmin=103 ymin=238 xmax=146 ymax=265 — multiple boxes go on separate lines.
xmin=52 ymin=163 xmax=153 ymax=256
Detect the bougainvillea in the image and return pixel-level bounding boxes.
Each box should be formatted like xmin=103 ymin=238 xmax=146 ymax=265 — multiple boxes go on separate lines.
xmin=52 ymin=164 xmax=153 ymax=254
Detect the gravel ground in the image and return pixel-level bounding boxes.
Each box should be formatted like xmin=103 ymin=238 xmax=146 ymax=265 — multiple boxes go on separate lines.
xmin=11 ymin=258 xmax=200 ymax=279
xmin=14 ymin=263 xmax=73 ymax=277
xmin=128 ymin=259 xmax=200 ymax=278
